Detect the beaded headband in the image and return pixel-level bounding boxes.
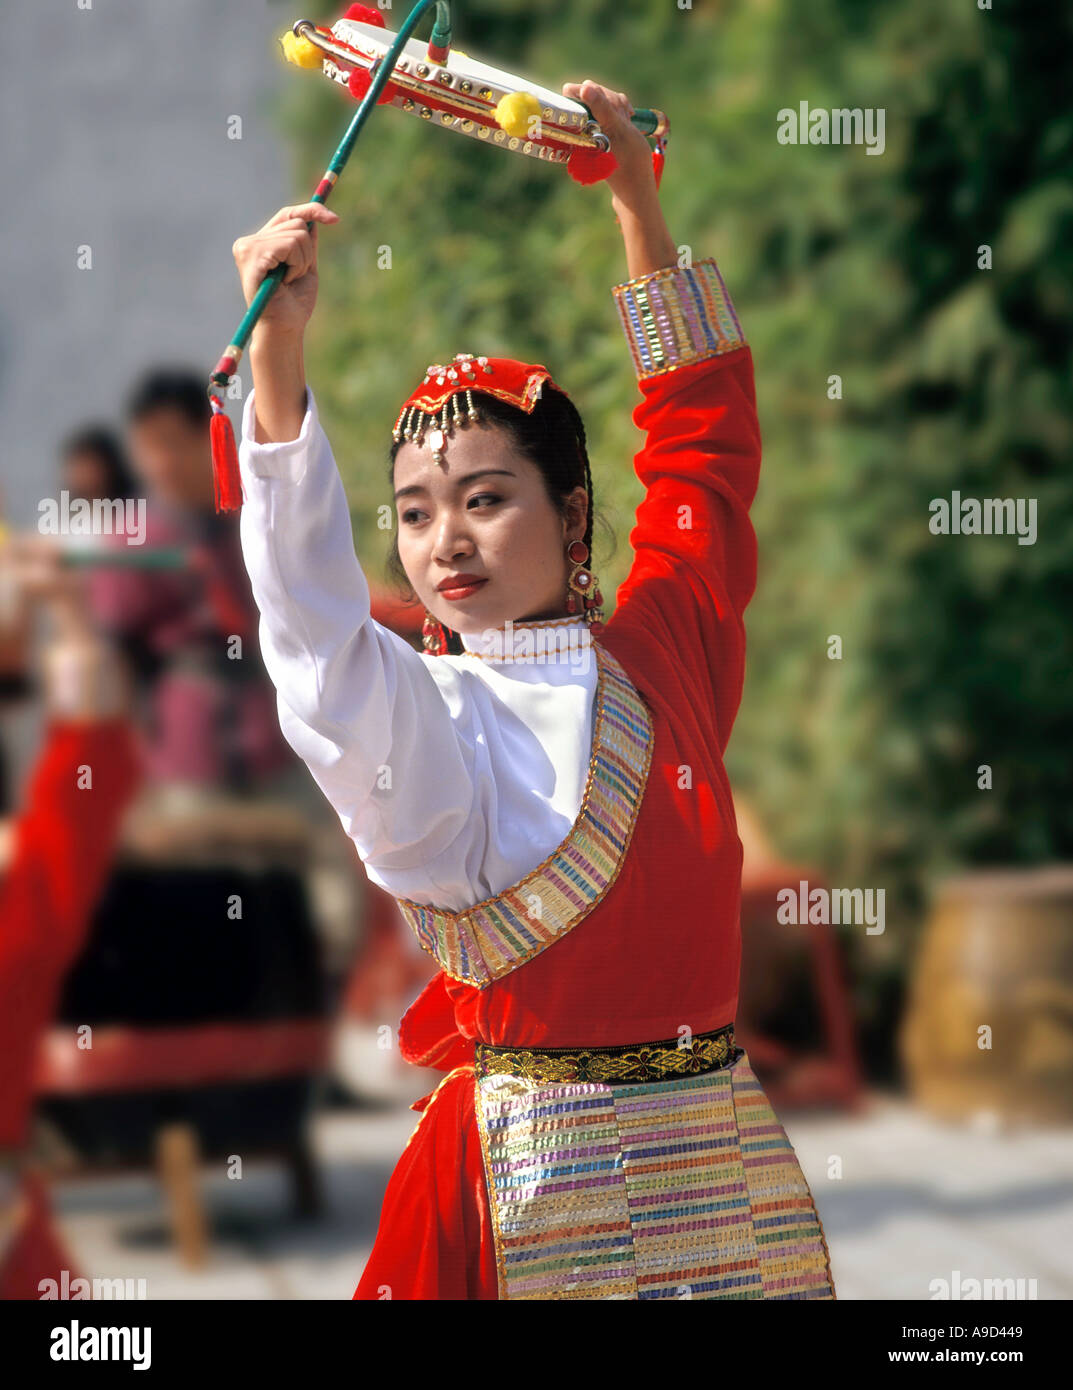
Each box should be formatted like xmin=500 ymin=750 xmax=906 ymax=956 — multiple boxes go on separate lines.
xmin=392 ymin=352 xmax=568 ymax=463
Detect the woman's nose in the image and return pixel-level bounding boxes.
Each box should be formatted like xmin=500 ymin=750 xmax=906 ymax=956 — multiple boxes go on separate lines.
xmin=432 ymin=513 xmax=474 ymax=562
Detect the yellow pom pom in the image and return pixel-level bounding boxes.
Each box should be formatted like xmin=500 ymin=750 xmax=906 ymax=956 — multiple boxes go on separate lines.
xmin=493 ymin=90 xmax=542 ymax=139
xmin=280 ymin=31 xmax=323 ymax=70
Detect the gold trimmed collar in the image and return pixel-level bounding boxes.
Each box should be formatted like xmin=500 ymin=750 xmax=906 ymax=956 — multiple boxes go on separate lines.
xmin=460 ymin=616 xmax=591 ymax=665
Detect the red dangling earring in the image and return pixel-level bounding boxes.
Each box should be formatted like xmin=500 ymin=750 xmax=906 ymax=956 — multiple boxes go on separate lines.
xmin=565 ymin=539 xmax=604 ymax=628
xmin=422 ymin=610 xmax=448 ymax=655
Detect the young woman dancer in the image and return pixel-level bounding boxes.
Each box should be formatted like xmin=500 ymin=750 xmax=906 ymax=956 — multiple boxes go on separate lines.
xmin=232 ymin=79 xmax=836 ymax=1301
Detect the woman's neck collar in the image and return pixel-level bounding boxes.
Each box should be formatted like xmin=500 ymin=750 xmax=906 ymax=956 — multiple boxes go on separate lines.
xmin=459 ymin=614 xmax=592 ymax=664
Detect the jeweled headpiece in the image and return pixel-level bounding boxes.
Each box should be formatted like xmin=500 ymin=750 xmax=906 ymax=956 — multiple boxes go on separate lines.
xmin=392 ymin=352 xmax=567 ymax=463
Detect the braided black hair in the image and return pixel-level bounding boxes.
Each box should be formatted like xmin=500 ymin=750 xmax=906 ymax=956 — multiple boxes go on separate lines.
xmin=386 ymin=385 xmax=597 ymax=641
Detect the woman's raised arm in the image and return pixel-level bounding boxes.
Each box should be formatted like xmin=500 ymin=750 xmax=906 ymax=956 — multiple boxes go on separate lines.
xmin=561 ymin=84 xmax=760 ymax=753
xmin=561 ymin=80 xmax=678 ymax=281
xmin=605 ymin=270 xmax=759 ymax=757
xmin=232 ymin=206 xmax=480 ymax=890
xmin=233 ymin=201 xmax=337 ymax=442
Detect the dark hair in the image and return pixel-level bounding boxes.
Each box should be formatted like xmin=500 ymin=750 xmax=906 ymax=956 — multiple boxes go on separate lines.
xmin=126 ymin=368 xmax=212 ymax=430
xmin=386 ymin=386 xmax=598 ymax=644
xmin=61 ymin=424 xmax=138 ymax=502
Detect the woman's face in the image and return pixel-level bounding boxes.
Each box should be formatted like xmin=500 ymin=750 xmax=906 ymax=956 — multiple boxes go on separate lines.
xmin=393 ymin=423 xmax=587 ymax=636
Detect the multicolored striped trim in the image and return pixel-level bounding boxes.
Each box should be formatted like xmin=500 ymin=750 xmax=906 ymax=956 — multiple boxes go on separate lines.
xmin=474 ymin=1050 xmax=836 ymax=1300
xmin=393 ymin=643 xmax=654 ymax=988
xmin=612 ymin=257 xmax=746 ymax=380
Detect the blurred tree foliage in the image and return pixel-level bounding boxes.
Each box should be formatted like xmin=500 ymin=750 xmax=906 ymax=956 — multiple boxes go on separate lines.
xmin=268 ymin=0 xmax=1071 ymax=942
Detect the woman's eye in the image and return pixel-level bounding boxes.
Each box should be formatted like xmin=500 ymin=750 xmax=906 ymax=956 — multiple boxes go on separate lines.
xmin=399 ymin=508 xmax=427 ymax=525
xmin=467 ymin=493 xmax=500 ymax=509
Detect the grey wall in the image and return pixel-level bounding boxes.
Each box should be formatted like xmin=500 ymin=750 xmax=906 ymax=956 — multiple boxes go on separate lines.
xmin=0 ymin=0 xmax=295 ymax=522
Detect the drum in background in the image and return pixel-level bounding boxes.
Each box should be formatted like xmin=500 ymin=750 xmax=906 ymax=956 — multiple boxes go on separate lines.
xmin=900 ymin=866 xmax=1073 ymax=1124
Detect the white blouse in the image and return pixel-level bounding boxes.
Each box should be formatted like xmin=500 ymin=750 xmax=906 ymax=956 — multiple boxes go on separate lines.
xmin=237 ymin=386 xmax=598 ymax=911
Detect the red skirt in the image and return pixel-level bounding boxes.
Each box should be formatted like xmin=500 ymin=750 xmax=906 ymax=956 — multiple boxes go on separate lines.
xmin=354 ymin=1065 xmax=498 ymax=1299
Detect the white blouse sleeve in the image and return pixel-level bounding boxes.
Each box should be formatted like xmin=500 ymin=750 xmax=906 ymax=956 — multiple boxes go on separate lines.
xmin=236 ymin=385 xmax=479 ymax=881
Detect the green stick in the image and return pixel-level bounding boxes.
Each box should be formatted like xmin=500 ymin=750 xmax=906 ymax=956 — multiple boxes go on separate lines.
xmin=209 ymin=1 xmax=451 ymax=390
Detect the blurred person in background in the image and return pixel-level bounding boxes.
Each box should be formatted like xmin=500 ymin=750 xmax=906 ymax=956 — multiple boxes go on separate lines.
xmin=59 ymin=425 xmax=138 ymax=508
xmin=0 ymin=499 xmax=34 ymax=816
xmin=86 ymin=369 xmax=294 ymax=792
xmin=35 ymin=388 xmax=351 ymax=1216
xmin=20 ymin=395 xmax=403 ymax=1254
xmin=0 ymin=535 xmax=140 ymax=1299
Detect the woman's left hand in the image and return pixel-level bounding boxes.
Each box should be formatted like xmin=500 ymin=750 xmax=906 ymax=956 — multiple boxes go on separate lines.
xmin=561 ymin=79 xmax=658 ymax=208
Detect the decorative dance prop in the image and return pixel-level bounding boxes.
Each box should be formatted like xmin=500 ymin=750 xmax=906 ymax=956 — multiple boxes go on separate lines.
xmin=207 ymin=0 xmax=669 ymax=512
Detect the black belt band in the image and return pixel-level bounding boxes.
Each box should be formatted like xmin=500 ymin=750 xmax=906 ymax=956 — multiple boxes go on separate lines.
xmin=474 ymin=1022 xmax=739 ymax=1086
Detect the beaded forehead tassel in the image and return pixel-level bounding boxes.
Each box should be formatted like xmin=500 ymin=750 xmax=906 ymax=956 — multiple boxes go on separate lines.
xmin=392 ymin=350 xmax=559 ymax=466
xmin=394 ymin=352 xmax=493 ymax=464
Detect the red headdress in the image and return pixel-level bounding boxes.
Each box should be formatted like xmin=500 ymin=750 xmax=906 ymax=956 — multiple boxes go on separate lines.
xmin=392 ymin=352 xmax=567 ymax=464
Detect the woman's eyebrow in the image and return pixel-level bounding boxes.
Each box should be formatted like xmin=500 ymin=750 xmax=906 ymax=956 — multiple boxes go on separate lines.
xmin=394 ymin=468 xmax=516 ymax=502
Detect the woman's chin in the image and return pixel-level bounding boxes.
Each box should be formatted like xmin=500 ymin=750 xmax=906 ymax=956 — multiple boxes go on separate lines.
xmin=432 ymin=589 xmax=567 ymax=636
xmin=447 ymin=613 xmax=511 ymax=638
xmin=432 ymin=592 xmax=503 ymax=636
xmin=440 ymin=605 xmax=524 ymax=638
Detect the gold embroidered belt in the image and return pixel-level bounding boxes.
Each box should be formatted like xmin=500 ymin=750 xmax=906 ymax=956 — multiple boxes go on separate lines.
xmin=473 ymin=1023 xmax=739 ymax=1086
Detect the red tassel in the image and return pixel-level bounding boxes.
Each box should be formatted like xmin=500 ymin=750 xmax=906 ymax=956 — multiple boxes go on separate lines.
xmin=344 ymin=3 xmax=386 ymax=25
xmin=209 ymin=396 xmax=243 ymax=514
xmin=347 ymin=66 xmax=399 ymax=105
xmin=652 ymin=142 xmax=666 ymax=189
xmin=567 ymin=147 xmax=619 ymax=186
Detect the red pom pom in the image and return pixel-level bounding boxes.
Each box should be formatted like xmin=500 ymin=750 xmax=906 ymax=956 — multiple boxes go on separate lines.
xmin=347 ymin=66 xmax=398 ymax=105
xmin=567 ymin=147 xmax=619 ymax=186
xmin=344 ymin=3 xmax=386 ymax=26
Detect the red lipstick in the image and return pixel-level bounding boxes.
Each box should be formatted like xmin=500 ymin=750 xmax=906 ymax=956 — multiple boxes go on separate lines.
xmin=436 ymin=573 xmax=488 ymax=601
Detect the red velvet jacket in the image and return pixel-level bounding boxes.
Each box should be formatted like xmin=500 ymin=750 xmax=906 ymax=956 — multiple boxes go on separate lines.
xmin=399 ymin=339 xmax=760 ymax=1081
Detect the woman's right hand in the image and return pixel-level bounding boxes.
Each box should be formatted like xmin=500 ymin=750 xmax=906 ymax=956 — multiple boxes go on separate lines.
xmin=232 ymin=202 xmax=341 ymax=341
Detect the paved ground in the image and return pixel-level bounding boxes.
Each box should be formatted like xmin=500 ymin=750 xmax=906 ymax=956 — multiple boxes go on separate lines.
xmin=47 ymin=1087 xmax=1073 ymax=1300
